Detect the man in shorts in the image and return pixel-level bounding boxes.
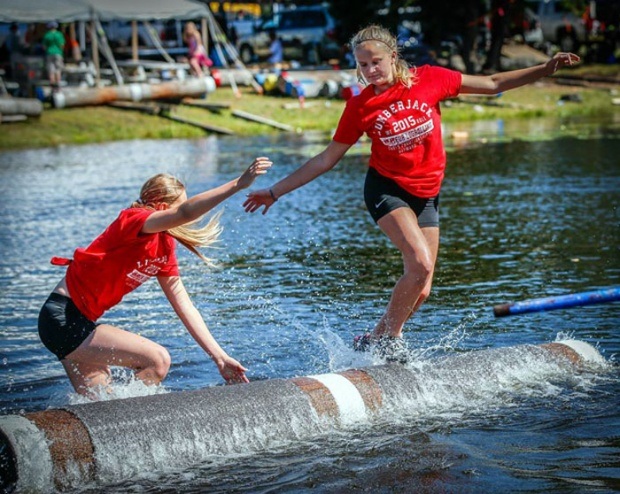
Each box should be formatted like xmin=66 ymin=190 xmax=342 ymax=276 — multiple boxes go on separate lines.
xmin=42 ymin=21 xmax=65 ymax=92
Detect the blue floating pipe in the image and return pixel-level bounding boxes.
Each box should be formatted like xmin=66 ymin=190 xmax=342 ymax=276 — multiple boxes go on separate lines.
xmin=493 ymin=287 xmax=620 ymax=317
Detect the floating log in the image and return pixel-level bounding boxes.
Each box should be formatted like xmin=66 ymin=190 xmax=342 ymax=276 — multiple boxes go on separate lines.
xmin=231 ymin=109 xmax=295 ymax=132
xmin=0 ymin=97 xmax=43 ymax=117
xmin=0 ymin=340 xmax=607 ymax=492
xmin=52 ymin=77 xmax=217 ymax=109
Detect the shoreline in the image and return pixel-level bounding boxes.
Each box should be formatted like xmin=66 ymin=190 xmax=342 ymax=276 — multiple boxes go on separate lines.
xmin=0 ymin=73 xmax=617 ymax=152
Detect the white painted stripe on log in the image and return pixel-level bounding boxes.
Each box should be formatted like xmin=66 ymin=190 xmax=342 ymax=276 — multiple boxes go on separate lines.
xmin=559 ymin=340 xmax=607 ymax=365
xmin=308 ymin=373 xmax=367 ymax=425
xmin=129 ymin=83 xmax=143 ymax=101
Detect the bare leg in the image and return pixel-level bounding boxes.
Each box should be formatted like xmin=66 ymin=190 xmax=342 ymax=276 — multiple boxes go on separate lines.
xmin=189 ymin=58 xmax=204 ymax=77
xmin=61 ymin=323 xmax=171 ymax=397
xmin=372 ymin=208 xmax=439 ymax=338
xmin=409 ymin=226 xmax=439 ymax=316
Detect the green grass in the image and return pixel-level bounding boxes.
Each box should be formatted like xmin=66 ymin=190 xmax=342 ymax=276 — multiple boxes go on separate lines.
xmin=0 ymin=74 xmax=616 ymax=151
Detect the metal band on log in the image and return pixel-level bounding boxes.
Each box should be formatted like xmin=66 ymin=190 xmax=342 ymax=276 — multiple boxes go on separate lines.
xmin=0 ymin=340 xmax=607 ymax=492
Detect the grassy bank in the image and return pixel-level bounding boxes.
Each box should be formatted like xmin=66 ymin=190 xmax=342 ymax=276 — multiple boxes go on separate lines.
xmin=0 ymin=73 xmax=617 ymax=151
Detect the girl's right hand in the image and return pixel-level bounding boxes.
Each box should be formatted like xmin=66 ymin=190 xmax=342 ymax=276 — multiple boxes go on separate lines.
xmin=237 ymin=157 xmax=272 ymax=190
xmin=216 ymin=356 xmax=250 ymax=384
xmin=243 ymin=188 xmax=276 ymax=215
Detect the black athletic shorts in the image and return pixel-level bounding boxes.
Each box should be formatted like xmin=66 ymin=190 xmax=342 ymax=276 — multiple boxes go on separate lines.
xmin=38 ymin=292 xmax=97 ymax=361
xmin=364 ymin=167 xmax=440 ymax=226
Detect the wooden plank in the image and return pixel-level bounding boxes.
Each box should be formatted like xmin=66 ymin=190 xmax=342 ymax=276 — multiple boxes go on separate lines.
xmin=161 ymin=113 xmax=235 ymax=135
xmin=107 ymin=101 xmax=234 ymax=135
xmin=180 ymin=98 xmax=232 ymax=112
xmin=107 ymin=101 xmax=165 ymax=115
xmin=0 ymin=114 xmax=28 ymax=124
xmin=231 ymin=109 xmax=295 ymax=132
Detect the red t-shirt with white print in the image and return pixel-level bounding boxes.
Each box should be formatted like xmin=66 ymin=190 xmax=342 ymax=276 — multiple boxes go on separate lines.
xmin=65 ymin=208 xmax=179 ymax=321
xmin=333 ymin=65 xmax=462 ymax=198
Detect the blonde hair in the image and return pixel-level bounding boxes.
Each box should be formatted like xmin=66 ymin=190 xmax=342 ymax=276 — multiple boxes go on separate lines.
xmin=184 ymin=21 xmax=197 ymax=34
xmin=132 ymin=173 xmax=222 ymax=266
xmin=349 ymin=24 xmax=415 ymax=88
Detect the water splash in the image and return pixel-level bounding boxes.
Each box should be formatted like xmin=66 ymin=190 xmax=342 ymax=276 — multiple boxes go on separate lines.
xmin=67 ymin=369 xmax=169 ymax=406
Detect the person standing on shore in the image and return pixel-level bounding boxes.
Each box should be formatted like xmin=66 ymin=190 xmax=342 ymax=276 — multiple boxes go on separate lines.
xmin=183 ymin=21 xmax=213 ymax=77
xmin=243 ymin=24 xmax=579 ymax=361
xmin=38 ymin=157 xmax=272 ymax=398
xmin=268 ymin=29 xmax=283 ymax=66
xmin=41 ymin=21 xmax=65 ymax=92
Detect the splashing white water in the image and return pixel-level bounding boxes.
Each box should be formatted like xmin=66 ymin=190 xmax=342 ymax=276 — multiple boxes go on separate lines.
xmin=67 ymin=369 xmax=169 ymax=405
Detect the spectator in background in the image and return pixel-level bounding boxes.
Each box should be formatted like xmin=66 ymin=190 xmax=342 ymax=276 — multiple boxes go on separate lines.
xmin=62 ymin=25 xmax=82 ymax=63
xmin=42 ymin=21 xmax=65 ymax=92
xmin=4 ymin=23 xmax=24 ymax=78
xmin=268 ymin=29 xmax=283 ymax=65
xmin=183 ymin=21 xmax=213 ymax=77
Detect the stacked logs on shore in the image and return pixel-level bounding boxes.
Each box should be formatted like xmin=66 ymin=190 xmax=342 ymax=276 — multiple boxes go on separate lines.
xmin=0 ymin=97 xmax=43 ymax=124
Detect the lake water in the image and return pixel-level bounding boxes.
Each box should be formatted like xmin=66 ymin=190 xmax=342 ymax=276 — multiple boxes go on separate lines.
xmin=0 ymin=116 xmax=619 ymax=493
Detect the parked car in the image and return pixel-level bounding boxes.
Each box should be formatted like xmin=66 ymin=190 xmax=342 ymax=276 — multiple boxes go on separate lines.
xmin=227 ymin=13 xmax=261 ymax=45
xmin=523 ymin=0 xmax=587 ymax=52
xmin=235 ymin=5 xmax=340 ymax=65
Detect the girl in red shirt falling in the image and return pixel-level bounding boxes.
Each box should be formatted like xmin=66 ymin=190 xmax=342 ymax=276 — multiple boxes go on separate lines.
xmin=39 ymin=157 xmax=272 ymax=398
xmin=243 ymin=24 xmax=578 ymax=361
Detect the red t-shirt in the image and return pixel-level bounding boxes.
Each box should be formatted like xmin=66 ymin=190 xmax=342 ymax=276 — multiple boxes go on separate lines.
xmin=333 ymin=65 xmax=462 ymax=197
xmin=65 ymin=208 xmax=179 ymax=321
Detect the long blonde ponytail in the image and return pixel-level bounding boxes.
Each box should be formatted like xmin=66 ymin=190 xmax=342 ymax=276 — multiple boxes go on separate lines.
xmin=132 ymin=174 xmax=222 ymax=266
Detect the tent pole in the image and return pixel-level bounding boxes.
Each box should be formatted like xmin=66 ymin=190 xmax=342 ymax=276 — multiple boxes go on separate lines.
xmin=132 ymin=20 xmax=138 ymax=61
xmin=202 ymin=18 xmax=208 ymax=56
xmin=90 ymin=15 xmax=100 ymax=86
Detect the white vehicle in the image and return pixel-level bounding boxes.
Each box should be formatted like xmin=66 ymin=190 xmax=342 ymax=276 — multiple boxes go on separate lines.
xmin=235 ymin=5 xmax=340 ymax=65
xmin=524 ymin=0 xmax=587 ymax=52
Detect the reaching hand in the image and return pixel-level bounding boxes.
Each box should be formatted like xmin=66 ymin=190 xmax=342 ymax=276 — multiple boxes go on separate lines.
xmin=243 ymin=188 xmax=276 ymax=215
xmin=217 ymin=356 xmax=249 ymax=384
xmin=548 ymin=52 xmax=580 ymax=74
xmin=237 ymin=157 xmax=273 ymax=190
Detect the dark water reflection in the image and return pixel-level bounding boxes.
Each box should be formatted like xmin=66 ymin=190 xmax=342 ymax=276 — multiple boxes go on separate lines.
xmin=0 ymin=119 xmax=619 ymax=492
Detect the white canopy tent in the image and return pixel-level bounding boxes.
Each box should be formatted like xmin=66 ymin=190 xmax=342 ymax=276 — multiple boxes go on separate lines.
xmin=0 ymin=0 xmax=258 ymax=92
xmin=0 ymin=0 xmax=212 ymax=23
xmin=0 ymin=0 xmax=91 ymax=23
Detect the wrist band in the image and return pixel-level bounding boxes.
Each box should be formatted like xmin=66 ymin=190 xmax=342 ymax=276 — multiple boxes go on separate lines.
xmin=269 ymin=188 xmax=278 ymax=201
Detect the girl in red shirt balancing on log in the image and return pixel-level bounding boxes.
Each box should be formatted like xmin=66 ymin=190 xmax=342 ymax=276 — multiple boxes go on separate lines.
xmin=39 ymin=157 xmax=272 ymax=398
xmin=243 ymin=24 xmax=579 ymax=362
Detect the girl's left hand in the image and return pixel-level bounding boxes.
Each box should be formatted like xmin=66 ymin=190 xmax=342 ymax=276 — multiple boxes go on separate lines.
xmin=237 ymin=157 xmax=273 ymax=190
xmin=217 ymin=356 xmax=250 ymax=384
xmin=548 ymin=52 xmax=580 ymax=73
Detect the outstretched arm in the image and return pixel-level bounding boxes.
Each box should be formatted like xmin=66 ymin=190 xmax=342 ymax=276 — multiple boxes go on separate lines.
xmin=158 ymin=276 xmax=249 ymax=384
xmin=243 ymin=140 xmax=351 ymax=214
xmin=460 ymin=52 xmax=580 ymax=95
xmin=144 ymin=156 xmax=272 ymax=233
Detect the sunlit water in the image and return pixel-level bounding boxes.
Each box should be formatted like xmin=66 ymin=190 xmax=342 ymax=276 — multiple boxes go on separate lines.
xmin=0 ymin=115 xmax=619 ymax=493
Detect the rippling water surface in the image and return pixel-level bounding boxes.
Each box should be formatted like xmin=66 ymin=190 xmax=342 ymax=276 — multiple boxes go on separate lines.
xmin=0 ymin=117 xmax=619 ymax=493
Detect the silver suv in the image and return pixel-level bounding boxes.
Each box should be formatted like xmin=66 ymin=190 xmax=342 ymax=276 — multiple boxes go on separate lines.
xmin=524 ymin=0 xmax=587 ymax=52
xmin=235 ymin=5 xmax=340 ymax=65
